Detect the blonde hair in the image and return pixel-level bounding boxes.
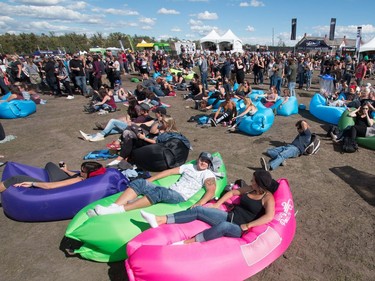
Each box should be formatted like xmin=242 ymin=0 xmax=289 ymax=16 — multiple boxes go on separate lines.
xmin=161 ymin=115 xmax=178 ymax=132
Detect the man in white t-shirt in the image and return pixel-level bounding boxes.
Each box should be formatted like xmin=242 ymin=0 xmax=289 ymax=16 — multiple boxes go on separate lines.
xmin=87 ymin=152 xmax=217 ymax=216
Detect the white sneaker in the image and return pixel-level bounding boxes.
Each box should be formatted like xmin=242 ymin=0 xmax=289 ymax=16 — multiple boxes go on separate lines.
xmin=80 ymin=130 xmax=92 ymax=141
xmin=106 ymin=159 xmax=121 ymax=167
xmin=94 ymin=204 xmax=125 ymax=216
xmin=67 ymin=95 xmax=75 ymax=100
xmin=140 ymin=210 xmax=158 ymax=228
xmin=89 ymin=133 xmax=105 ymax=142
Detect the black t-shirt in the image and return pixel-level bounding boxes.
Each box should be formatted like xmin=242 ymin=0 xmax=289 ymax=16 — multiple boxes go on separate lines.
xmin=69 ymin=59 xmax=84 ymax=76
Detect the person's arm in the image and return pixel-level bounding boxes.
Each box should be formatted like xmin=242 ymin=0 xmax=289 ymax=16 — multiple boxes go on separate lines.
xmin=210 ymin=185 xmax=252 ymax=208
xmin=241 ymin=194 xmax=275 ymax=231
xmin=192 ymin=177 xmax=217 ymax=207
xmin=348 ymin=107 xmax=360 ymax=117
xmin=146 ymin=166 xmax=181 ymax=182
xmin=214 ymin=103 xmax=224 ymax=120
xmin=13 ymin=177 xmax=83 ymax=190
xmin=95 ymin=95 xmax=110 ymax=106
xmin=137 ymin=132 xmax=156 ymax=144
xmin=365 ymin=110 xmax=374 ymax=127
xmin=17 ymin=63 xmax=22 ymax=78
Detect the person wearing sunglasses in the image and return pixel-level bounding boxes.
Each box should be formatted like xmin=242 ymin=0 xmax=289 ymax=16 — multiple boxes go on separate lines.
xmin=0 ymin=161 xmax=105 ymax=192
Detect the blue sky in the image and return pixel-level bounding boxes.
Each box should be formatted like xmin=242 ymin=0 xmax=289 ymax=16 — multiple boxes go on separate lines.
xmin=0 ymin=0 xmax=374 ymax=46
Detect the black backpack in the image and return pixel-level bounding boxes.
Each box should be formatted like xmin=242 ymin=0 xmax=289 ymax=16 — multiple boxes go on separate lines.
xmin=342 ymin=137 xmax=359 ymax=153
xmin=303 ymin=133 xmax=321 ymax=155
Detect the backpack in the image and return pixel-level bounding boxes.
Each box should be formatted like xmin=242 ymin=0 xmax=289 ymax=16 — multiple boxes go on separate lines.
xmin=304 ymin=133 xmax=320 ymax=155
xmin=342 ymin=137 xmax=358 ymax=153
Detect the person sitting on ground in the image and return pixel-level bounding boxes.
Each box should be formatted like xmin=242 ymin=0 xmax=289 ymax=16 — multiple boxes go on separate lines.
xmin=140 ymin=170 xmax=276 ymax=244
xmin=260 ymin=120 xmax=311 ymax=171
xmin=16 ymin=82 xmax=42 ymax=104
xmin=141 ymin=72 xmax=165 ymax=97
xmin=113 ymin=80 xmax=130 ymax=102
xmin=0 ymin=161 xmax=106 ymax=193
xmin=106 ymin=115 xmax=189 ymax=166
xmin=203 ymin=81 xmax=226 ymax=111
xmin=156 ymin=77 xmax=175 ymax=96
xmin=82 ymin=102 xmax=153 ymax=142
xmin=87 ymin=151 xmax=215 ymax=216
xmin=331 ymin=103 xmax=375 ymax=142
xmin=92 ymin=87 xmax=117 ymax=112
xmin=172 ymin=72 xmax=187 ymax=91
xmin=210 ymin=93 xmax=237 ymax=126
xmin=228 ymin=97 xmax=258 ymax=132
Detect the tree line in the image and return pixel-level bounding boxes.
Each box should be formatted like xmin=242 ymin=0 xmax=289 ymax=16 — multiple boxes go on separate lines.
xmin=0 ymin=32 xmax=185 ymax=55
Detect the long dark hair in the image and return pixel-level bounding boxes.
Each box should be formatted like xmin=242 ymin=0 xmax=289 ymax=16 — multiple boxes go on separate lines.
xmin=81 ymin=161 xmax=104 ymax=178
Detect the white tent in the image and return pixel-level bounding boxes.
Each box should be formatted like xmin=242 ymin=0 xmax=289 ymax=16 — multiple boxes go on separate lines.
xmin=219 ymin=29 xmax=243 ymax=52
xmin=359 ymin=36 xmax=375 ymax=52
xmin=200 ymin=29 xmax=221 ymax=43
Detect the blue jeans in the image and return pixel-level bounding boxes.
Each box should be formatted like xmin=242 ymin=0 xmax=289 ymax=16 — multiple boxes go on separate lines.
xmin=148 ymin=86 xmax=165 ymax=97
xmin=167 ymin=206 xmax=242 ymax=242
xmin=201 ymin=71 xmax=208 ymax=90
xmin=100 ymin=119 xmax=128 ymax=136
xmin=298 ymin=72 xmax=305 ymax=88
xmin=288 ymin=81 xmax=296 ymax=96
xmin=274 ymin=76 xmax=282 ymax=95
xmin=129 ymin=178 xmax=185 ymax=204
xmin=267 ymin=144 xmax=300 ymax=170
xmin=75 ymin=76 xmax=87 ymax=95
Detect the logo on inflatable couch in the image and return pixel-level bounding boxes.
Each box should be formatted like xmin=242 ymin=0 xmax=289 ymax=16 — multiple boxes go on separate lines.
xmin=274 ymin=199 xmax=293 ymax=226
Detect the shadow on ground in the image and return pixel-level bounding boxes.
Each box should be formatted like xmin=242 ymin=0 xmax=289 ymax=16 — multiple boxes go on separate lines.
xmin=330 ymin=166 xmax=375 ymax=206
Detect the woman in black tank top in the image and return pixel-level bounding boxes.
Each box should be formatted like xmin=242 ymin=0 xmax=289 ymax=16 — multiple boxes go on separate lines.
xmin=141 ymin=170 xmax=277 ymax=243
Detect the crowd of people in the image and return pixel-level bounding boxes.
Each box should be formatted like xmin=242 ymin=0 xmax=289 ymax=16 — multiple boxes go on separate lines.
xmin=1 ymin=45 xmax=375 ymax=249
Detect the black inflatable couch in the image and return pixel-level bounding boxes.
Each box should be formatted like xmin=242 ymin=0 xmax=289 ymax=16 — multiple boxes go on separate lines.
xmin=131 ymin=138 xmax=190 ymax=172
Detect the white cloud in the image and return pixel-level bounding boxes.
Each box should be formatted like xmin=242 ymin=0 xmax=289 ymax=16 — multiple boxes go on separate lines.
xmin=139 ymin=17 xmax=156 ymax=25
xmin=189 ymin=19 xmax=203 ymax=26
xmin=158 ymin=34 xmax=171 ymax=40
xmin=0 ymin=2 xmax=98 ymax=24
xmin=157 ymin=8 xmax=180 ymax=15
xmin=189 ymin=0 xmax=209 ymax=2
xmin=197 ymin=11 xmax=218 ymax=20
xmin=141 ymin=26 xmax=153 ymax=30
xmin=171 ymin=27 xmax=182 ymax=32
xmin=240 ymin=0 xmax=265 ymax=7
xmin=67 ymin=1 xmax=87 ymax=10
xmin=190 ymin=24 xmax=218 ymax=35
xmin=103 ymin=8 xmax=139 ymax=16
xmin=13 ymin=0 xmax=62 ymax=6
xmin=246 ymin=25 xmax=255 ymax=32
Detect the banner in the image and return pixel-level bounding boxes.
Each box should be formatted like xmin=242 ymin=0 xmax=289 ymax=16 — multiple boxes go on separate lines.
xmin=291 ymin=18 xmax=297 ymax=40
xmin=355 ymin=26 xmax=362 ymax=62
xmin=329 ymin=18 xmax=336 ymax=41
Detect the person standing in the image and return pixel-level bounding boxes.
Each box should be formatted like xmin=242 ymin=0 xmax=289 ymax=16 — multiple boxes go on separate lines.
xmin=355 ymin=60 xmax=367 ymax=87
xmin=198 ymin=54 xmax=208 ymax=90
xmin=287 ymin=58 xmax=298 ymax=96
xmin=70 ymin=54 xmax=87 ymax=96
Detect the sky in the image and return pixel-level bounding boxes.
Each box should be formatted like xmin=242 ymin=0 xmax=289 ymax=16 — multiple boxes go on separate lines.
xmin=0 ymin=0 xmax=374 ymax=47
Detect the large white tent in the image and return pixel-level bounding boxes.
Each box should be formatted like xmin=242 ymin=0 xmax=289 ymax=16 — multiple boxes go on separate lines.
xmin=219 ymin=29 xmax=243 ymax=52
xmin=200 ymin=29 xmax=243 ymax=53
xmin=359 ymin=37 xmax=375 ymax=52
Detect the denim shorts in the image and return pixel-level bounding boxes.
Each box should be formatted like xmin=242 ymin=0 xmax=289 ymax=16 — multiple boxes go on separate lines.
xmin=129 ymin=178 xmax=185 ymax=204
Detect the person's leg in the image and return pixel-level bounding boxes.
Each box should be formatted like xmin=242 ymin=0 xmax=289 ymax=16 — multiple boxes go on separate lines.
xmin=269 ymin=144 xmax=299 ymax=170
xmin=44 ymin=162 xmax=70 ymax=182
xmin=101 ymin=119 xmax=127 ymax=136
xmin=75 ymin=76 xmax=83 ymax=94
xmin=168 ymin=206 xmax=228 ymax=225
xmin=266 ymin=146 xmax=283 ymax=159
xmin=197 ymin=221 xmax=243 ymax=242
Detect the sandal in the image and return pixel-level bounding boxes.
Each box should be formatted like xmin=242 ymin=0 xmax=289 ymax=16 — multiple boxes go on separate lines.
xmin=106 ymin=141 xmax=121 ymax=150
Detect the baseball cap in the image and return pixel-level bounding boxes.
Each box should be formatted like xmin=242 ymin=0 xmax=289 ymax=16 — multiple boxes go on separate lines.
xmin=115 ymin=80 xmax=121 ymax=84
xmin=152 ymin=106 xmax=167 ymax=115
xmin=140 ymin=103 xmax=150 ymax=111
xmin=198 ymin=152 xmax=213 ymax=167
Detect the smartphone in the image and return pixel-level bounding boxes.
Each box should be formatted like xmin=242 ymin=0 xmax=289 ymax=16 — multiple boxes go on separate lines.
xmin=59 ymin=161 xmax=65 ymax=168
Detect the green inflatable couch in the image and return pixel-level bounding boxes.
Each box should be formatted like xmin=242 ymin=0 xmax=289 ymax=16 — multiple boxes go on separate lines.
xmin=338 ymin=110 xmax=375 ymax=150
xmin=64 ymin=152 xmax=228 ymax=262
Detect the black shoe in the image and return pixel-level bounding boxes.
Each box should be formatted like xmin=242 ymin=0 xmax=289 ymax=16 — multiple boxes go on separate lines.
xmin=210 ymin=118 xmax=217 ymax=127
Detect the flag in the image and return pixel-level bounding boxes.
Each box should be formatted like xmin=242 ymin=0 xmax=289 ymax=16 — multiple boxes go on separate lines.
xmin=329 ymin=18 xmax=336 ymax=41
xmin=291 ymin=18 xmax=297 ymax=40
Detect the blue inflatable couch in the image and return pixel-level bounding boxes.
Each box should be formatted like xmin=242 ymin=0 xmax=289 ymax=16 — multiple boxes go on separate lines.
xmin=0 ymin=92 xmax=36 ymax=119
xmin=309 ymin=93 xmax=346 ymax=125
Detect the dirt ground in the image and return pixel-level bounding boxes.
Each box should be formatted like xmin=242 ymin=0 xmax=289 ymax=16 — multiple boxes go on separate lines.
xmin=0 ymin=72 xmax=374 ymax=281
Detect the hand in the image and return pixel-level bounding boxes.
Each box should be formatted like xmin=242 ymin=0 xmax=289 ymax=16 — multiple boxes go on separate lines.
xmin=191 ymin=202 xmax=203 ymax=208
xmin=137 ymin=132 xmax=145 ymax=139
xmin=14 ymin=182 xmax=33 ymax=188
xmin=240 ymin=224 xmax=249 ymax=231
